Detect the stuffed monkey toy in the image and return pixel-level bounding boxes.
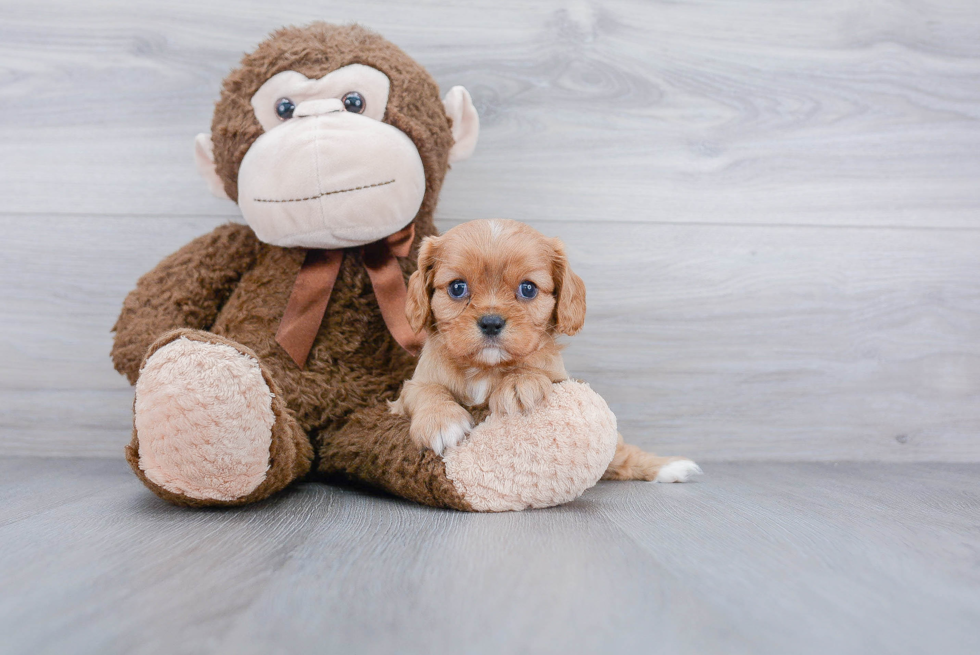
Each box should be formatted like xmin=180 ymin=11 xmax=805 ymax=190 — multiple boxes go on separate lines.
xmin=111 ymin=23 xmax=625 ymax=512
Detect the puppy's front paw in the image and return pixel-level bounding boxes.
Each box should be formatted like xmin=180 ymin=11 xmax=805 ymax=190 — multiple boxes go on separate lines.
xmin=409 ymin=403 xmax=474 ymax=456
xmin=489 ymin=373 xmax=553 ymax=416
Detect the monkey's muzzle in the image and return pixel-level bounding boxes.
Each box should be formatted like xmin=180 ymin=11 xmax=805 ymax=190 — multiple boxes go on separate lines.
xmin=237 ymin=110 xmax=426 ymax=249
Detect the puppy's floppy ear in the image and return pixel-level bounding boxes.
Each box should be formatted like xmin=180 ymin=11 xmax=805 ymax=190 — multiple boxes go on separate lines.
xmin=551 ymin=238 xmax=587 ymax=336
xmin=406 ymin=236 xmax=440 ymax=333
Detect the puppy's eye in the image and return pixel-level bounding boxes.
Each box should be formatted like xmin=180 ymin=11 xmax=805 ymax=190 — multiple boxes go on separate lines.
xmin=275 ymin=97 xmax=296 ymax=120
xmin=342 ymin=91 xmax=365 ymax=114
xmin=448 ymin=280 xmax=469 ymax=299
xmin=517 ymin=281 xmax=538 ymax=300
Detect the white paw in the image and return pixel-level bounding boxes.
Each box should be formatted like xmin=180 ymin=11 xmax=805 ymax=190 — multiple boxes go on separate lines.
xmin=655 ymin=459 xmax=703 ymax=483
xmin=428 ymin=415 xmax=473 ymax=456
xmin=410 ymin=406 xmax=474 ymax=457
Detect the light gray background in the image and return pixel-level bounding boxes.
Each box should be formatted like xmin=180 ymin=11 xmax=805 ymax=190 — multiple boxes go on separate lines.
xmin=4 ymin=0 xmax=979 ymax=461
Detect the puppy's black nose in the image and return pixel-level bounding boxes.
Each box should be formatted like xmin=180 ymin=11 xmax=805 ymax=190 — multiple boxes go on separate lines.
xmin=478 ymin=314 xmax=506 ymax=337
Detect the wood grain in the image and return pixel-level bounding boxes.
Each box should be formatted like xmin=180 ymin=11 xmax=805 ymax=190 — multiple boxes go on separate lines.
xmin=592 ymin=462 xmax=980 ymax=655
xmin=0 ymin=458 xmax=336 ymax=655
xmin=0 ymin=0 xmax=978 ymax=226
xmin=3 ymin=214 xmax=980 ymax=460
xmin=217 ymin=484 xmax=740 ymax=655
xmin=0 ymin=458 xmax=977 ymax=654
xmin=0 ymin=457 xmax=128 ymax=528
xmin=1 ymin=0 xmax=979 ymax=460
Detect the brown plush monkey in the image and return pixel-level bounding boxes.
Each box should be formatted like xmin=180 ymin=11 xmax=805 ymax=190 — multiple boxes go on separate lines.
xmin=112 ymin=23 xmax=626 ymax=511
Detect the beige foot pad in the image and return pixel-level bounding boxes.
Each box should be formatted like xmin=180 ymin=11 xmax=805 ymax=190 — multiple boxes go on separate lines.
xmin=443 ymin=380 xmax=619 ymax=512
xmin=134 ymin=336 xmax=276 ymax=501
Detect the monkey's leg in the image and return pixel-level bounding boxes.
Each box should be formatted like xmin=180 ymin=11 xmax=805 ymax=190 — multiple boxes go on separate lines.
xmin=316 ymin=403 xmax=475 ymax=511
xmin=318 ymin=380 xmax=620 ymax=512
xmin=125 ymin=329 xmax=313 ymax=507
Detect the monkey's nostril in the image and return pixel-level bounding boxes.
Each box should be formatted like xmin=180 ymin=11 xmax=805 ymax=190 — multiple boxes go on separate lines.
xmin=478 ymin=314 xmax=506 ymax=337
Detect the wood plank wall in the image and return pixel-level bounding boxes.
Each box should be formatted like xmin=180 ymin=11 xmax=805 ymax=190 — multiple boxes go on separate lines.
xmin=2 ymin=0 xmax=979 ymax=460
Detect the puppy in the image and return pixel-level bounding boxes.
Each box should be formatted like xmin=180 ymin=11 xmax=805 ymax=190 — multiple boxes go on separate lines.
xmin=390 ymin=219 xmax=701 ymax=483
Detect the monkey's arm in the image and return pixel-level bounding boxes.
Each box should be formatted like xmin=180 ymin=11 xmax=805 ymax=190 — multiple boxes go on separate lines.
xmin=111 ymin=222 xmax=262 ymax=384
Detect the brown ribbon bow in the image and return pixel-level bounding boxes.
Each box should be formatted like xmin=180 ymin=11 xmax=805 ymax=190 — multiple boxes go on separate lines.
xmin=275 ymin=223 xmax=424 ymax=368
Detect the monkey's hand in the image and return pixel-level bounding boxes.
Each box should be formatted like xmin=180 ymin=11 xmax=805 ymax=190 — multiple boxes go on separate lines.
xmin=489 ymin=371 xmax=553 ymax=416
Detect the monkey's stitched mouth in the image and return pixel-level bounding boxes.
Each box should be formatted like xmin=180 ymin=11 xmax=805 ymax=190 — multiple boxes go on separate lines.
xmin=253 ymin=179 xmax=395 ymax=204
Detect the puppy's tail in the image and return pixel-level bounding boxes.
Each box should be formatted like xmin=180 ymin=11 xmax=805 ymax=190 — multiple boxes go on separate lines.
xmin=601 ymin=434 xmax=702 ymax=483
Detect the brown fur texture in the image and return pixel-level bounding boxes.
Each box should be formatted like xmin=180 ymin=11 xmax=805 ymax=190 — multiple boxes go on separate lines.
xmin=113 ymin=23 xmax=461 ymax=508
xmin=317 ymin=404 xmax=484 ymax=511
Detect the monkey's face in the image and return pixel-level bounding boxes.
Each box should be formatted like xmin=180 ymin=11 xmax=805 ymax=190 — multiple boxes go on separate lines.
xmin=194 ymin=24 xmax=480 ymax=250
xmin=237 ymin=64 xmax=426 ymax=249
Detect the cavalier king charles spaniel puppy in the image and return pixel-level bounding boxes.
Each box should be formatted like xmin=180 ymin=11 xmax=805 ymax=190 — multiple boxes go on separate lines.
xmin=390 ymin=219 xmax=701 ymax=483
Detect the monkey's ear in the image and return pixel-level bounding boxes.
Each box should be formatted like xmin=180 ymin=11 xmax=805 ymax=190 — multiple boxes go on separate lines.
xmin=194 ymin=133 xmax=231 ymax=200
xmin=442 ymin=87 xmax=479 ymax=164
xmin=406 ymin=236 xmax=440 ymax=333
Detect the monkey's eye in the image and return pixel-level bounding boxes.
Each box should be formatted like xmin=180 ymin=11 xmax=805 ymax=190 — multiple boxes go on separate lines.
xmin=342 ymin=91 xmax=365 ymax=114
xmin=275 ymin=97 xmax=296 ymax=120
xmin=447 ymin=280 xmax=469 ymax=299
xmin=517 ymin=281 xmax=538 ymax=300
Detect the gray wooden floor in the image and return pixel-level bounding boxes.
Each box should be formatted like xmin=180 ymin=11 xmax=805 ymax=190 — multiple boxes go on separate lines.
xmin=1 ymin=457 xmax=977 ymax=655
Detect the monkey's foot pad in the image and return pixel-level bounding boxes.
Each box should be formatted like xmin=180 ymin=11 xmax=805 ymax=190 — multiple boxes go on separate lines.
xmin=132 ymin=336 xmax=277 ymax=501
xmin=443 ymin=380 xmax=619 ymax=511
